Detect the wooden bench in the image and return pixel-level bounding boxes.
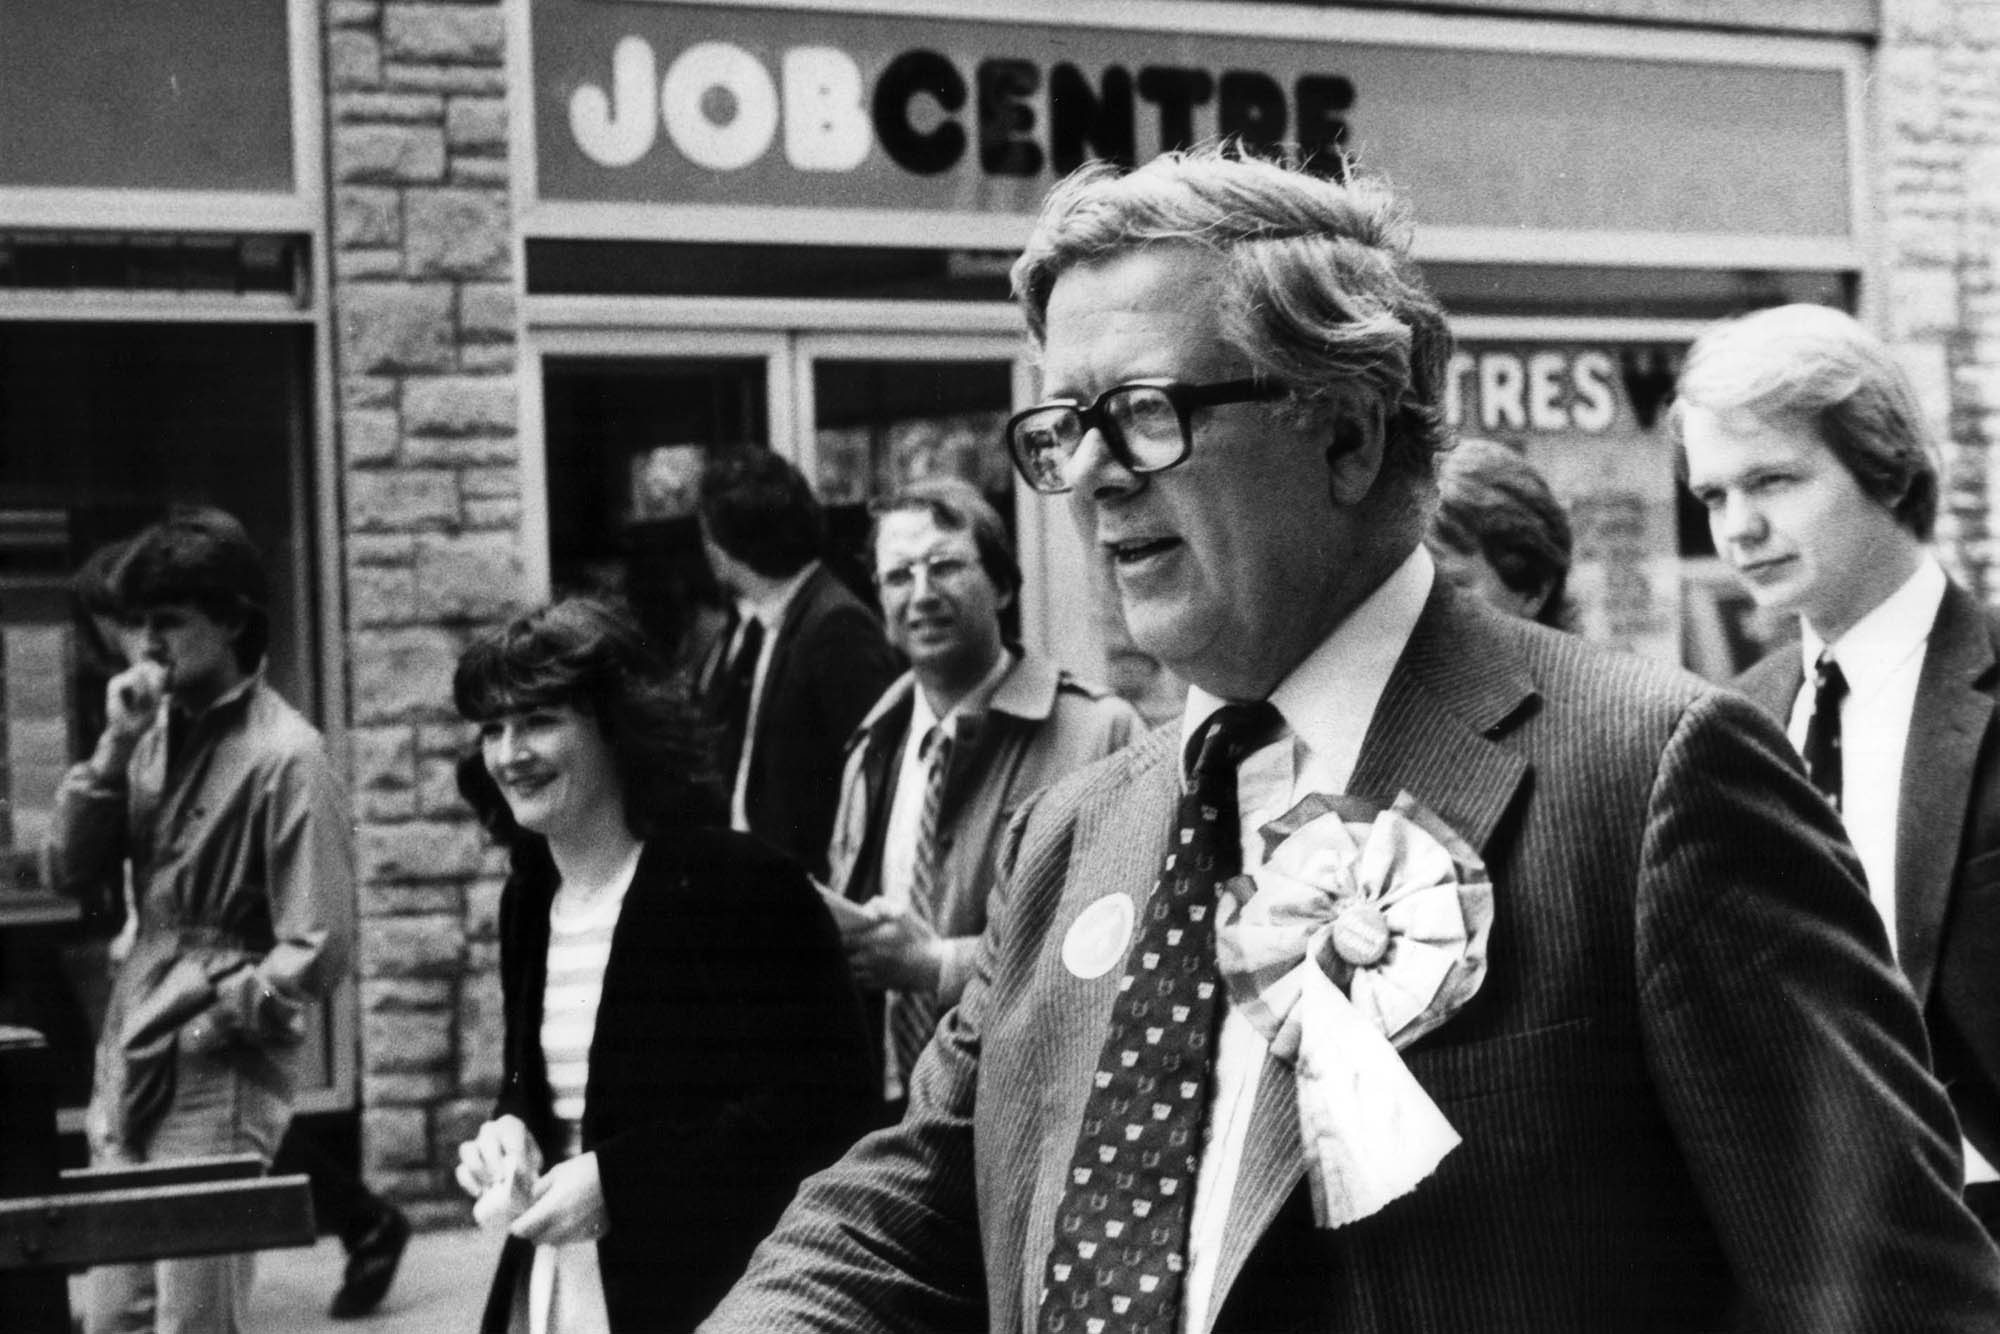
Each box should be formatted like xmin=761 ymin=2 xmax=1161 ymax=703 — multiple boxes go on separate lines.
xmin=0 ymin=1026 xmax=316 ymax=1333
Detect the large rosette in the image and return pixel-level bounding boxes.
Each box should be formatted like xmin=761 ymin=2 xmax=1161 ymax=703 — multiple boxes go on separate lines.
xmin=1215 ymin=790 xmax=1494 ymax=1227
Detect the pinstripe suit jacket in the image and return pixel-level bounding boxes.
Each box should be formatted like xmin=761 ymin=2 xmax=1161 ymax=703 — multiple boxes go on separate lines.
xmin=704 ymin=584 xmax=2000 ymax=1334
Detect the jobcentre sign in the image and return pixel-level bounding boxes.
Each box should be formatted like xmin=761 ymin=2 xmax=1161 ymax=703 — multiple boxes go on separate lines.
xmin=527 ymin=0 xmax=1862 ymax=265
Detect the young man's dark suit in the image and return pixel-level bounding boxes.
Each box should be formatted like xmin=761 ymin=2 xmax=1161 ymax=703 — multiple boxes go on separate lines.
xmin=1737 ymin=578 xmax=2000 ymax=1211
xmin=738 ymin=564 xmax=900 ymax=881
xmin=704 ymin=585 xmax=2000 ymax=1333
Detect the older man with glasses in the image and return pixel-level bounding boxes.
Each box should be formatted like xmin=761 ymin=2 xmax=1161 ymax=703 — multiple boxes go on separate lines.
xmin=823 ymin=475 xmax=1139 ymax=1121
xmin=704 ymin=147 xmax=2000 ymax=1334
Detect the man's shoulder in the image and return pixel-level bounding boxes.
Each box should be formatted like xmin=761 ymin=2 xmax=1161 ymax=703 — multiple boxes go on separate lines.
xmin=235 ymin=682 xmax=334 ymax=767
xmin=1017 ymin=721 xmax=1174 ymax=827
xmin=1427 ymin=595 xmax=1712 ymax=727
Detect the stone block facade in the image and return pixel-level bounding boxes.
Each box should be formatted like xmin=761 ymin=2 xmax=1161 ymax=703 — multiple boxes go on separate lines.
xmin=1879 ymin=0 xmax=2000 ymax=595
xmin=324 ymin=0 xmax=520 ymax=1225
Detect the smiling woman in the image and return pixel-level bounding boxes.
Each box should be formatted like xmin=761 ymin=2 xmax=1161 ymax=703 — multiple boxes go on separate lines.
xmin=448 ymin=597 xmax=874 ymax=1334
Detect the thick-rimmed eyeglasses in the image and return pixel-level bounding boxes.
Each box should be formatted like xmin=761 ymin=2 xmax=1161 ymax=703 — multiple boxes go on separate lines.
xmin=1004 ymin=377 xmax=1284 ymax=495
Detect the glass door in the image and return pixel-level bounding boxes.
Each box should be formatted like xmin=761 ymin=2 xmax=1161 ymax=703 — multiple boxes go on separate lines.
xmin=793 ymin=334 xmax=1101 ymax=688
xmin=525 ymin=326 xmax=1112 ymax=701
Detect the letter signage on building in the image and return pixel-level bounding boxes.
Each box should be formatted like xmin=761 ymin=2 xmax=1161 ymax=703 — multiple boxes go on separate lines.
xmin=529 ymin=0 xmax=1861 ymax=264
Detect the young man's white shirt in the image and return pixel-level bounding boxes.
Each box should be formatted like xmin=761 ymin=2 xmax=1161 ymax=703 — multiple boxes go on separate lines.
xmin=1787 ymin=554 xmax=1993 ymax=1184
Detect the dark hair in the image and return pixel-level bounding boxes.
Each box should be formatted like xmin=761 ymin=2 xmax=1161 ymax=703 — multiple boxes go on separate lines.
xmin=114 ymin=506 xmax=270 ymax=670
xmin=697 ymin=451 xmax=823 ymax=579
xmin=1013 ymin=145 xmax=1454 ymax=524
xmin=452 ymin=597 xmax=726 ymax=855
xmin=1669 ymin=303 xmax=1940 ymax=540
xmin=868 ymin=476 xmax=1022 ymax=641
xmin=1428 ymin=438 xmax=1576 ymax=630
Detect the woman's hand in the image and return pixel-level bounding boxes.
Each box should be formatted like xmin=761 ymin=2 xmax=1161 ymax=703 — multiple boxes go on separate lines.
xmin=455 ymin=1114 xmax=539 ymax=1200
xmin=510 ymin=1151 xmax=608 ymax=1247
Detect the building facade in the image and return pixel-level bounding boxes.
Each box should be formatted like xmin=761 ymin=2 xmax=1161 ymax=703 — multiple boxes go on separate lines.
xmin=2 ymin=0 xmax=1994 ymax=1217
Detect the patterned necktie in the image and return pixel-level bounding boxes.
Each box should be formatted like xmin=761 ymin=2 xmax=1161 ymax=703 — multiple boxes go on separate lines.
xmin=1802 ymin=650 xmax=1848 ymax=812
xmin=1040 ymin=701 xmax=1282 ymax=1334
xmin=887 ymin=725 xmax=953 ymax=1085
xmin=715 ymin=614 xmax=764 ymax=781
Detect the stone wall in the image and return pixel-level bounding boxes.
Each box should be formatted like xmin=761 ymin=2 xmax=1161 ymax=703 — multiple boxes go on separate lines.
xmin=1878 ymin=0 xmax=2000 ymax=596
xmin=324 ymin=0 xmax=523 ymax=1222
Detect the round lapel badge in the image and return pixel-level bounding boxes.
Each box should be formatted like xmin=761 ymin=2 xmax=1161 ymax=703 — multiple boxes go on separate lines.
xmin=1062 ymin=894 xmax=1136 ymax=979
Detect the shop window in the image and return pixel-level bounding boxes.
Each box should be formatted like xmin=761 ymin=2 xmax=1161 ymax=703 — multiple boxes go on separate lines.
xmin=543 ymin=356 xmax=768 ymax=674
xmin=0 ymin=318 xmax=317 ymax=1106
xmin=810 ymin=358 xmax=1015 ymax=609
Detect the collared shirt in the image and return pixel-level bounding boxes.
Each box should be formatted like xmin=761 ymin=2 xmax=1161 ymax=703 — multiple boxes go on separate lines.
xmin=1788 ymin=557 xmax=1945 ymax=957
xmin=47 ymin=671 xmax=352 ymax=1149
xmin=1178 ymin=546 xmax=1435 ymax=1334
xmin=730 ymin=562 xmax=820 ymax=832
xmin=880 ymin=650 xmax=1014 ymax=914
xmin=1786 ymin=556 xmax=1994 ymax=1185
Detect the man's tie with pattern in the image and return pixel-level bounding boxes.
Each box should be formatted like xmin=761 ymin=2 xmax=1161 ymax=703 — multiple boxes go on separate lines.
xmin=888 ymin=726 xmax=952 ymax=1084
xmin=1039 ymin=701 xmax=1282 ymax=1334
xmin=1803 ymin=649 xmax=1847 ymax=812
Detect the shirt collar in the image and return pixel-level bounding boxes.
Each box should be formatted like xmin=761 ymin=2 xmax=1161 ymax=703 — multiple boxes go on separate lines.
xmin=1801 ymin=555 xmax=1945 ymax=698
xmin=170 ymin=665 xmax=262 ymax=727
xmin=912 ymin=648 xmax=1014 ymax=741
xmin=1180 ymin=545 xmax=1435 ymax=779
xmin=740 ymin=561 xmax=819 ymax=629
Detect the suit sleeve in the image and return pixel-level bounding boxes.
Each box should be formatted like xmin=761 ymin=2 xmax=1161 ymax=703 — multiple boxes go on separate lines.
xmin=694 ymin=799 xmax=1059 ymax=1334
xmin=1636 ymin=689 xmax=2000 ymax=1329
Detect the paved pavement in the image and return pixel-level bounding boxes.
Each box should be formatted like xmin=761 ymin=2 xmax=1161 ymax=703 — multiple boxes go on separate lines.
xmin=70 ymin=1226 xmax=499 ymax=1334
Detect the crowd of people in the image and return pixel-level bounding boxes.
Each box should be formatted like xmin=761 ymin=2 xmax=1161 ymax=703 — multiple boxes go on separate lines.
xmin=38 ymin=144 xmax=2000 ymax=1333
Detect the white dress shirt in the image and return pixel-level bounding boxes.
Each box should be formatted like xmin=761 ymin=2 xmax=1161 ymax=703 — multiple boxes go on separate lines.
xmin=1177 ymin=546 xmax=1434 ymax=1334
xmin=880 ymin=651 xmax=1014 ymax=914
xmin=1786 ymin=556 xmax=1993 ymax=1185
xmin=1789 ymin=556 xmax=1943 ymax=957
xmin=728 ymin=563 xmax=818 ymax=832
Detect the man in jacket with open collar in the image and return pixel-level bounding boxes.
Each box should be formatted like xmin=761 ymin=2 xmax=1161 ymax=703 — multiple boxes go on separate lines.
xmin=825 ymin=477 xmax=1139 ymax=1116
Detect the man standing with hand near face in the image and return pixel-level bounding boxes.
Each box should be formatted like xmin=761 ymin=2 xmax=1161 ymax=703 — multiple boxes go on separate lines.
xmin=48 ymin=507 xmax=352 ymax=1334
xmin=703 ymin=149 xmax=2000 ymax=1334
xmin=826 ymin=477 xmax=1138 ymax=1115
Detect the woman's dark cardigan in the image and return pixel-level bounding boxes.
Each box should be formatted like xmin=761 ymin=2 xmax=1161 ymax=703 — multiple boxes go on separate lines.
xmin=479 ymin=829 xmax=876 ymax=1334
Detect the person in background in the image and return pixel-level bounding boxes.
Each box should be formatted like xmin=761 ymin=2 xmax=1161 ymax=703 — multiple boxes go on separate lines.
xmin=701 ymin=147 xmax=2000 ymax=1334
xmin=826 ymin=477 xmax=1140 ymax=1116
xmin=694 ymin=452 xmax=902 ymax=881
xmin=452 ymin=597 xmax=874 ymax=1334
xmin=1425 ymin=436 xmax=1577 ymax=629
xmin=47 ymin=507 xmax=353 ymax=1334
xmin=68 ymin=529 xmax=411 ymax=1321
xmin=1676 ymin=301 xmax=2000 ymax=1238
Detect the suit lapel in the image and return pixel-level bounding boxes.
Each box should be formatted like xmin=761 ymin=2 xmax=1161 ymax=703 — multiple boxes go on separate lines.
xmin=1735 ymin=648 xmax=1805 ymax=727
xmin=1897 ymin=583 xmax=1997 ymax=1002
xmin=1206 ymin=586 xmax=1534 ymax=1321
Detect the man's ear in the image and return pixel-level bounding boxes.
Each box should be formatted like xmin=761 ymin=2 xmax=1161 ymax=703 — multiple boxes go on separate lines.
xmin=1320 ymin=397 xmax=1390 ymax=507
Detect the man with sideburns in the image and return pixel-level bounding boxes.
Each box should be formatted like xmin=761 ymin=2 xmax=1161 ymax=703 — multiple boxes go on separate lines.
xmin=826 ymin=476 xmax=1138 ymax=1115
xmin=702 ymin=149 xmax=2000 ymax=1333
